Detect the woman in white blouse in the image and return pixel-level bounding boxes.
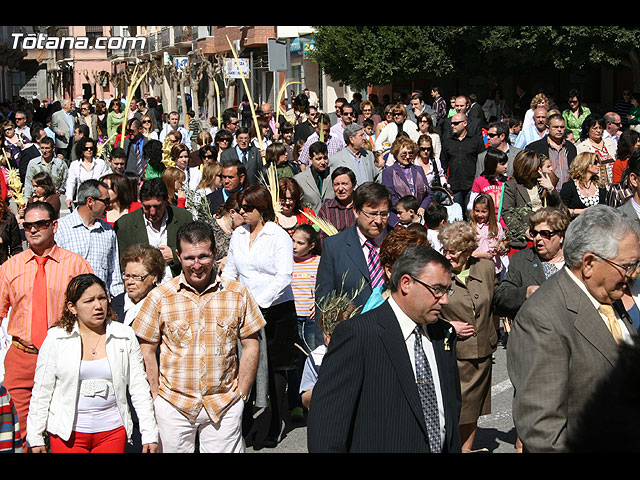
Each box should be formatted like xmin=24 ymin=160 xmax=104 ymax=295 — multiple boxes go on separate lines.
xmin=221 ymin=184 xmax=296 ymax=448
xmin=27 ymin=274 xmax=157 ymax=453
xmin=65 ymin=137 xmax=109 ymax=209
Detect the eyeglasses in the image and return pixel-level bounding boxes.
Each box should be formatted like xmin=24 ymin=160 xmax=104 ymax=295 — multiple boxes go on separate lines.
xmin=451 ymin=120 xmax=465 ymax=126
xmin=15 ymin=117 xmax=25 ymax=121
xmin=392 ymin=112 xmax=404 ymax=117
xmin=419 ymin=147 xmax=432 ymax=152
xmin=122 ymin=272 xmax=151 ymax=282
xmin=487 ymin=132 xmax=499 ymax=138
xmin=142 ymin=120 xmax=151 ymax=123
xmin=181 ymin=255 xmax=214 ymax=266
xmin=409 ymin=275 xmax=454 ymax=298
xmin=218 ymin=138 xmax=230 ymax=143
xmin=342 ymin=112 xmax=355 ymax=117
xmin=360 ymin=210 xmax=390 ymax=219
xmin=203 ymin=154 xmax=214 ymax=158
xmin=24 ymin=219 xmax=52 ymax=231
xmin=240 ymin=204 xmax=256 ymax=213
xmin=82 ymin=146 xmax=95 ymax=151
xmin=593 ymin=253 xmax=640 ymax=277
xmin=530 ymin=228 xmax=560 ymax=240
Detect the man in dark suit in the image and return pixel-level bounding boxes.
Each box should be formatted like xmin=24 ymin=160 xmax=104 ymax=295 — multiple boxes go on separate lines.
xmin=219 ymin=127 xmax=262 ymax=185
xmin=314 ymin=182 xmax=391 ymax=344
xmin=206 ymin=158 xmax=247 ymax=217
xmin=436 ymin=95 xmax=483 ymax=139
xmin=308 ymin=245 xmax=462 ymax=453
xmin=114 ymin=178 xmax=193 ymax=280
xmin=507 ymin=205 xmax=640 ymax=452
xmin=524 ymin=113 xmax=576 ymax=190
xmin=122 ymin=118 xmax=148 ymax=177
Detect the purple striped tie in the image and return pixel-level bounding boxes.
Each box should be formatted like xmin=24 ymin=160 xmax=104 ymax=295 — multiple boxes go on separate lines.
xmin=365 ymin=240 xmax=384 ymax=288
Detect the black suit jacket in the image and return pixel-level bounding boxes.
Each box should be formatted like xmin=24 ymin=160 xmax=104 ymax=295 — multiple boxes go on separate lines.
xmin=436 ymin=115 xmax=483 ymax=139
xmin=113 ymin=205 xmax=193 ymax=277
xmin=219 ymin=145 xmax=262 ymax=185
xmin=525 ymin=137 xmax=577 ymax=166
xmin=123 ymin=135 xmax=149 ymax=176
xmin=307 ymin=300 xmax=462 ymax=453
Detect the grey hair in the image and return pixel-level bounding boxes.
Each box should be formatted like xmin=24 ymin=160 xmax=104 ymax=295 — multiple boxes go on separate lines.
xmin=343 ymin=123 xmax=363 ymax=146
xmin=563 ymin=205 xmax=640 ymax=269
xmin=76 ymin=179 xmax=108 ymax=206
xmin=388 ymin=245 xmax=451 ymax=293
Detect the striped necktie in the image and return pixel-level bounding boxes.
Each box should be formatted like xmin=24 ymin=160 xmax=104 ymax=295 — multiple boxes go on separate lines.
xmin=413 ymin=326 xmax=441 ymax=453
xmin=364 ymin=240 xmax=384 ymax=288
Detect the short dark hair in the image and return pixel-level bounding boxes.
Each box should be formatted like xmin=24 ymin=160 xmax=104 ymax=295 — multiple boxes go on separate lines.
xmin=75 ymin=124 xmax=90 ymax=138
xmin=388 ymin=245 xmax=451 ymax=293
xmin=424 ymin=203 xmax=448 ymax=229
xmin=396 ymin=195 xmax=420 ymax=212
xmin=110 ymin=147 xmax=126 ymax=160
xmin=139 ymin=177 xmax=169 ymax=202
xmin=176 ymin=221 xmax=216 ymax=255
xmin=309 ymin=141 xmax=328 ymax=158
xmin=24 ymin=200 xmax=58 ymax=221
xmin=353 ymin=182 xmax=392 ymax=211
xmin=38 ymin=136 xmax=54 ymax=148
xmin=331 ymin=166 xmax=356 ymax=185
xmin=628 ymin=148 xmax=640 ymax=176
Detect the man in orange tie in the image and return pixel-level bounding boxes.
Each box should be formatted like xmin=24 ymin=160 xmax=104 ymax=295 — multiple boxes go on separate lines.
xmin=0 ymin=201 xmax=92 ymax=450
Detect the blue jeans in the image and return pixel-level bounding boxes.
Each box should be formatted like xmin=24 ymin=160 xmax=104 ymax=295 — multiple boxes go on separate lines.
xmin=297 ymin=315 xmax=317 ymax=353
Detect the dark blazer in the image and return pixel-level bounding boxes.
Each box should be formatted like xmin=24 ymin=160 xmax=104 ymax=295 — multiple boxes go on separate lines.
xmin=507 ymin=267 xmax=637 ymax=452
xmin=494 ymin=247 xmax=550 ymax=319
xmin=307 ymin=299 xmax=462 ymax=453
xmin=206 ymin=188 xmax=227 ymax=218
xmin=0 ymin=210 xmax=23 ymax=265
xmin=436 ymin=115 xmax=483 ymax=139
xmin=559 ymin=179 xmax=607 ymax=210
xmin=123 ymin=135 xmax=149 ymax=176
xmin=114 ymin=205 xmax=193 ymax=277
xmin=525 ymin=137 xmax=577 ymax=167
xmin=220 ymin=145 xmax=262 ymax=185
xmin=111 ymin=292 xmax=126 ymax=323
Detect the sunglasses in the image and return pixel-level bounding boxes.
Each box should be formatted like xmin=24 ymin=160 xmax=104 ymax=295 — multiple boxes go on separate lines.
xmin=530 ymin=228 xmax=560 ymax=240
xmin=83 ymin=146 xmax=95 ymax=151
xmin=24 ymin=219 xmax=52 ymax=231
xmin=92 ymin=197 xmax=111 ymax=207
xmin=240 ymin=204 xmax=256 ymax=212
xmin=451 ymin=120 xmax=465 ymax=126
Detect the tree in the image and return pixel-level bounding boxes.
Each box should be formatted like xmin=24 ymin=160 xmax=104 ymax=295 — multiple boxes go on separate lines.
xmin=310 ymin=26 xmax=640 ymax=90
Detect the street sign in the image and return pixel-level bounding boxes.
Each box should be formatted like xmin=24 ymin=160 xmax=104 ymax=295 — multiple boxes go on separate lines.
xmin=223 ymin=58 xmax=250 ymax=79
xmin=175 ymin=56 xmax=188 ymax=71
xmin=267 ymin=38 xmax=287 ymax=72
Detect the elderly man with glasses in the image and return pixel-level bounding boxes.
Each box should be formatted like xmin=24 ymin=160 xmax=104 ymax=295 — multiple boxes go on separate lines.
xmin=508 ymin=205 xmax=640 ymax=453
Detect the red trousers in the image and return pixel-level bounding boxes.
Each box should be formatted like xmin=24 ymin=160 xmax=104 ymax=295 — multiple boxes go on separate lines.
xmin=3 ymin=345 xmax=38 ymax=452
xmin=49 ymin=426 xmax=127 ymax=453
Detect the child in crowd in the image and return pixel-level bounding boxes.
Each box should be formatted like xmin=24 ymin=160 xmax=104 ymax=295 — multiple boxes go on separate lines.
xmin=362 ymin=118 xmax=376 ymax=150
xmin=289 ymin=224 xmax=322 ymax=419
xmin=299 ymin=297 xmax=356 ymax=409
xmin=423 ymin=203 xmax=448 ymax=253
xmin=469 ymin=193 xmax=508 ymax=275
xmin=395 ymin=195 xmax=423 ymax=227
xmin=469 ymin=147 xmax=509 ymax=228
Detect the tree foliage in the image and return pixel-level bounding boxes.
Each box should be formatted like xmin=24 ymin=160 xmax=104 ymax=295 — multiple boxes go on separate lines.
xmin=310 ymin=26 xmax=640 ymax=89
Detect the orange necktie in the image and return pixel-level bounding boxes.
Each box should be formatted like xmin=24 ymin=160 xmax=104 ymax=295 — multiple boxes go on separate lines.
xmin=31 ymin=256 xmax=49 ymax=350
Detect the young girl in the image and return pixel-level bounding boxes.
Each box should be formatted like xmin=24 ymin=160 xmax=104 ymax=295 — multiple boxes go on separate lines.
xmin=470 ymin=193 xmax=508 ymax=275
xmin=468 ymin=147 xmax=509 ymax=228
xmin=291 ymin=224 xmax=321 ymax=354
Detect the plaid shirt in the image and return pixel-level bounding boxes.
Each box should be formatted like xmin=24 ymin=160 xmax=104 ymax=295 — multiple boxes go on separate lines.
xmin=54 ymin=210 xmax=124 ymax=297
xmin=298 ymin=131 xmax=345 ymax=166
xmin=132 ymin=274 xmax=266 ymax=423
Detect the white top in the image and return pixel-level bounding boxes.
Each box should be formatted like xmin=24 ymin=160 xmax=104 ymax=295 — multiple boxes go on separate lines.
xmin=65 ymin=157 xmax=109 ymax=201
xmin=144 ymin=210 xmax=172 ymax=284
xmin=388 ymin=294 xmax=446 ymax=451
xmin=222 ymin=221 xmax=294 ymax=309
xmin=74 ymin=356 xmax=123 ymax=433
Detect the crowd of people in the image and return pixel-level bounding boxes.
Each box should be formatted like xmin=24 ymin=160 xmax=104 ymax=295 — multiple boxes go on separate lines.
xmin=0 ymin=84 xmax=639 ymax=453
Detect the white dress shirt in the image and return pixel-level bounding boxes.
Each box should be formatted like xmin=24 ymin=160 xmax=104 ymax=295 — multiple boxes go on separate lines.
xmin=388 ymin=294 xmax=446 ymax=450
xmin=144 ymin=210 xmax=172 ymax=284
xmin=221 ymin=221 xmax=294 ymax=309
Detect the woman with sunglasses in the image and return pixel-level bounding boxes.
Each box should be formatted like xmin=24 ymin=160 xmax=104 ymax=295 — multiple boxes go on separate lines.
xmin=65 ymin=137 xmax=109 ymax=210
xmin=140 ymin=114 xmax=158 ymax=141
xmin=562 ymin=89 xmax=591 ymax=140
xmin=374 ymin=103 xmax=420 ymax=153
xmin=415 ymin=113 xmax=441 ymax=159
xmin=438 ymin=221 xmax=498 ymax=454
xmin=575 ymin=115 xmax=618 ymax=186
xmin=560 ymin=152 xmax=608 ymax=217
xmin=213 ymin=129 xmax=233 ymax=162
xmin=221 ymin=184 xmax=297 ymax=448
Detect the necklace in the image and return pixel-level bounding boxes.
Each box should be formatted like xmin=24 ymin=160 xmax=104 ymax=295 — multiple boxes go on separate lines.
xmin=83 ymin=332 xmax=103 ymax=355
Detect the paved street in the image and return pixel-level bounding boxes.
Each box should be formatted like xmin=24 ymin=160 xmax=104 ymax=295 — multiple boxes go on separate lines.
xmin=247 ymin=338 xmax=517 ymax=454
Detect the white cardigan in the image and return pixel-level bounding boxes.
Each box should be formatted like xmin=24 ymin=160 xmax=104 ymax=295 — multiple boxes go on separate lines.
xmin=27 ymin=320 xmax=158 ymax=447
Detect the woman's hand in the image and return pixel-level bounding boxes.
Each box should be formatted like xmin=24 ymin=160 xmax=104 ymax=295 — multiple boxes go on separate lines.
xmin=537 ymin=174 xmax=553 ymax=191
xmin=450 ymin=320 xmax=475 ymax=339
xmin=141 ymin=443 xmax=158 ymax=453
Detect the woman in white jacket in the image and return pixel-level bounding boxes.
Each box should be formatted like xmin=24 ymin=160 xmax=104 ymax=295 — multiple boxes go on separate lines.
xmin=27 ymin=274 xmax=157 ymax=453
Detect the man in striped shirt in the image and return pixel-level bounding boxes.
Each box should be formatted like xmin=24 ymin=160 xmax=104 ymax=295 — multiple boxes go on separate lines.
xmin=298 ymin=114 xmax=345 ymax=167
xmin=0 ymin=201 xmax=92 ymax=450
